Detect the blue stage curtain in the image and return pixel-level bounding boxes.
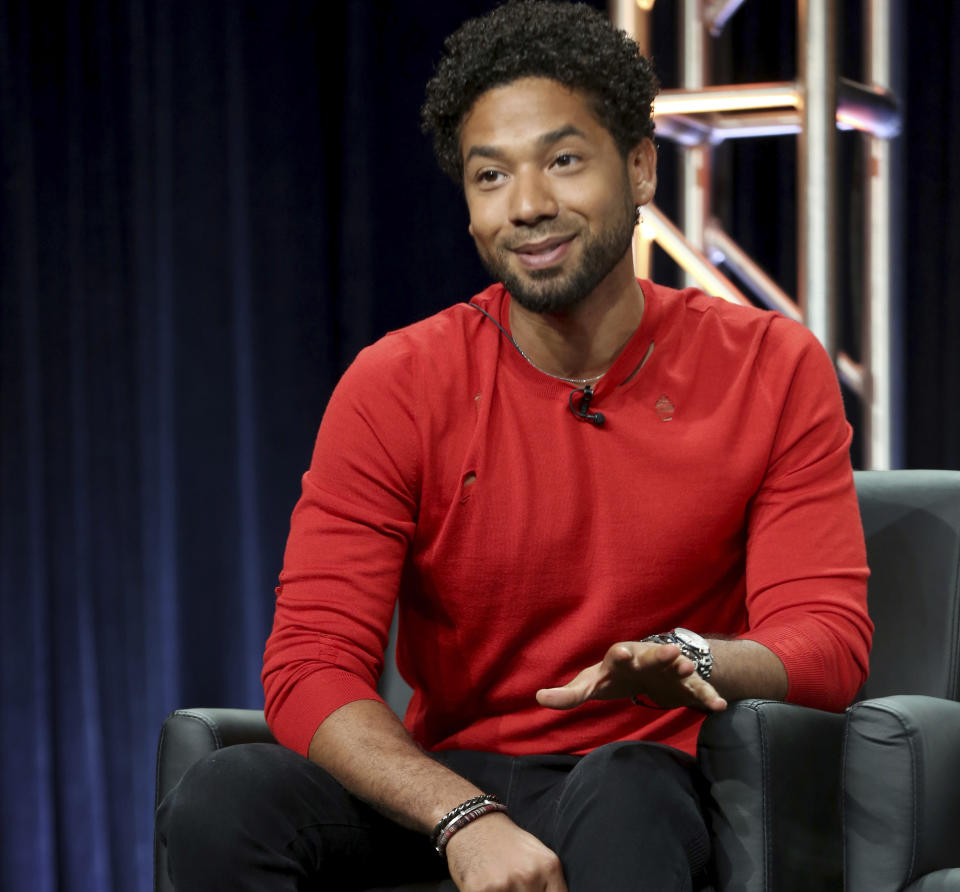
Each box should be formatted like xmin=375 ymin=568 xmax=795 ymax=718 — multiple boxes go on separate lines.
xmin=0 ymin=1 xmax=956 ymax=891
xmin=0 ymin=2 xmax=493 ymax=889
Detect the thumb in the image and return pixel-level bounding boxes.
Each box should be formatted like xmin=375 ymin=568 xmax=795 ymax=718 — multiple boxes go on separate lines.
xmin=536 ymin=685 xmax=585 ymax=710
xmin=536 ymin=664 xmax=600 ymax=710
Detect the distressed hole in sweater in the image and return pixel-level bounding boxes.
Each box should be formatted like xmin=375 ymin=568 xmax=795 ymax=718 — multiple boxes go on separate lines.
xmin=460 ymin=471 xmax=477 ymax=502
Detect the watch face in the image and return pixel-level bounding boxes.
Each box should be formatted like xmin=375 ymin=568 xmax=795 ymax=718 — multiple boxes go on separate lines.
xmin=673 ymin=627 xmax=709 ymax=653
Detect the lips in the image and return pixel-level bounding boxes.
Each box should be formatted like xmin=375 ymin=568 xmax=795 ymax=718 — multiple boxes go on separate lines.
xmin=511 ymin=234 xmax=575 ymax=270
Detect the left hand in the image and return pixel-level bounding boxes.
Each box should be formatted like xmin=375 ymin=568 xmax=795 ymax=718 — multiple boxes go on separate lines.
xmin=535 ymin=641 xmax=727 ymax=713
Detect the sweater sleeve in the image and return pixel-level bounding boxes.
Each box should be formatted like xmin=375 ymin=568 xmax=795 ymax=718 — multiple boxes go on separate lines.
xmin=739 ymin=318 xmax=873 ymax=711
xmin=262 ymin=334 xmax=421 ymax=755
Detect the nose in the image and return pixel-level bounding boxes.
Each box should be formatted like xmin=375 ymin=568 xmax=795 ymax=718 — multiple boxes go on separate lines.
xmin=509 ymin=167 xmax=558 ymax=226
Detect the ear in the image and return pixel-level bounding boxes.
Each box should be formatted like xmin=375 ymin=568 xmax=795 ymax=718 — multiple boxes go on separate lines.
xmin=627 ymin=138 xmax=657 ymax=208
xmin=468 ymin=221 xmax=475 ymax=238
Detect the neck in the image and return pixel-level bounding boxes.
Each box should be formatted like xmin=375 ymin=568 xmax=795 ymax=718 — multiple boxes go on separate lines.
xmin=508 ymin=253 xmax=644 ymax=382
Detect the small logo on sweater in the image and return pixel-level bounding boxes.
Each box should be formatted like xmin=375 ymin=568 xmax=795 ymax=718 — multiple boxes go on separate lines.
xmin=655 ymin=395 xmax=675 ymax=421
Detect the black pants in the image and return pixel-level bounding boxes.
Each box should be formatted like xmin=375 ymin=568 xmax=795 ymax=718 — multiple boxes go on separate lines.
xmin=157 ymin=739 xmax=712 ymax=891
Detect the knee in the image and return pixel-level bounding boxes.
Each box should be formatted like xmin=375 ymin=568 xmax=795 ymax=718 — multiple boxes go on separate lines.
xmin=561 ymin=741 xmax=702 ymax=825
xmin=157 ymin=743 xmax=296 ymax=870
xmin=553 ymin=744 xmax=711 ymax=888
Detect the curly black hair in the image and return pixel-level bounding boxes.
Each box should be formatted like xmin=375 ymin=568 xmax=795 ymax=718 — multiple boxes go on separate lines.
xmin=421 ymin=0 xmax=659 ymax=183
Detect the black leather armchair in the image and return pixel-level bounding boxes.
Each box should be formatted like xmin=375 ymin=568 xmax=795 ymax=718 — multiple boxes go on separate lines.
xmin=839 ymin=471 xmax=960 ymax=891
xmin=695 ymin=470 xmax=960 ymax=891
xmin=155 ymin=470 xmax=960 ymax=891
xmin=844 ymin=695 xmax=960 ymax=891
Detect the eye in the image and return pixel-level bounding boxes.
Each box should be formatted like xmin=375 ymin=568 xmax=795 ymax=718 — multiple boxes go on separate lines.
xmin=475 ymin=168 xmax=506 ymax=186
xmin=552 ymin=152 xmax=580 ymax=169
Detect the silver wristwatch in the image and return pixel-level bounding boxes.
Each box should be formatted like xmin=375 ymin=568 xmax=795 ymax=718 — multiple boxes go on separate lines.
xmin=644 ymin=627 xmax=714 ymax=681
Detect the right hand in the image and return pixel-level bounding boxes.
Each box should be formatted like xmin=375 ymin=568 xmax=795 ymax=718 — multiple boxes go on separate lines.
xmin=536 ymin=641 xmax=726 ymax=713
xmin=444 ymin=811 xmax=567 ymax=891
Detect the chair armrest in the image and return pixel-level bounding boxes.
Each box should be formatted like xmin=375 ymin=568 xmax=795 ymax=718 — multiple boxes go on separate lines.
xmin=697 ymin=699 xmax=846 ymax=891
xmin=154 ymin=708 xmax=276 ymax=892
xmin=843 ymin=695 xmax=960 ymax=891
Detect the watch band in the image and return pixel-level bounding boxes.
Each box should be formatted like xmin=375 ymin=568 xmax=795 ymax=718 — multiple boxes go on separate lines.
xmin=644 ymin=628 xmax=714 ymax=681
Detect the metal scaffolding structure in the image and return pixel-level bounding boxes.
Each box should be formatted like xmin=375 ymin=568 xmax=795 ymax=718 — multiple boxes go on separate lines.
xmin=611 ymin=0 xmax=903 ymax=468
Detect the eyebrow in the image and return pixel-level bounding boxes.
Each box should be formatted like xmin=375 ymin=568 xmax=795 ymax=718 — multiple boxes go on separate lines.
xmin=464 ymin=124 xmax=588 ymax=165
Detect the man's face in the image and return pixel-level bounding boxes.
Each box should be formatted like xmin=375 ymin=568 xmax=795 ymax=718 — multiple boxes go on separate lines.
xmin=460 ymin=77 xmax=655 ymax=314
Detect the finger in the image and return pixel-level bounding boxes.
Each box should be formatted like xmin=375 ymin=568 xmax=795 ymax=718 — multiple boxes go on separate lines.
xmin=535 ymin=685 xmax=586 ymax=710
xmin=700 ymin=686 xmax=727 ymax=710
xmin=607 ymin=643 xmax=635 ymax=665
xmin=683 ymin=676 xmax=727 ymax=711
xmin=536 ymin=664 xmax=602 ymax=710
xmin=642 ymin=642 xmax=682 ymax=666
xmin=670 ymin=655 xmax=697 ymax=677
xmin=542 ymin=854 xmax=568 ymax=892
xmin=696 ymin=691 xmax=728 ymax=711
xmin=606 ymin=641 xmax=679 ymax=670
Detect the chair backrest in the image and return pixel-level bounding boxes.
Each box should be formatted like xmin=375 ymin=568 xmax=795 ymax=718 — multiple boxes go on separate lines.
xmin=380 ymin=608 xmax=414 ymax=717
xmin=854 ymin=470 xmax=960 ymax=702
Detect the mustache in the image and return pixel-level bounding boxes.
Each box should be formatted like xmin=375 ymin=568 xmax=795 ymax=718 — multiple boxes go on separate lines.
xmin=501 ymin=226 xmax=577 ymax=251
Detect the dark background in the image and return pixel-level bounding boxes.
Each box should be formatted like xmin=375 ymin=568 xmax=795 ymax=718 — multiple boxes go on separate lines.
xmin=1 ymin=1 xmax=957 ymax=890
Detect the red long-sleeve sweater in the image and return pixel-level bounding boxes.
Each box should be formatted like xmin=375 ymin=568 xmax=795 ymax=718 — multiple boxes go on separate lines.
xmin=263 ymin=281 xmax=872 ymax=758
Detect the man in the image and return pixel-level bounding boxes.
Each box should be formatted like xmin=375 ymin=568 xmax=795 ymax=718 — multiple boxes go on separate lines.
xmin=159 ymin=3 xmax=872 ymax=889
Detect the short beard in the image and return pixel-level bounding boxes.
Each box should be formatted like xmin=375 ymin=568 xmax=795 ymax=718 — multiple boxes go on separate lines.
xmin=478 ymin=196 xmax=637 ymax=315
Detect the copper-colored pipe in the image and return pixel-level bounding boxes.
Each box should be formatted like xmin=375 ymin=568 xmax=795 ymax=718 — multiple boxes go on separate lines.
xmin=704 ymin=221 xmax=803 ymax=322
xmin=641 ymin=205 xmax=748 ymax=307
xmin=655 ymin=78 xmax=899 ymax=139
xmin=797 ymin=0 xmax=838 ymax=356
xmin=655 ymin=83 xmax=799 ymax=115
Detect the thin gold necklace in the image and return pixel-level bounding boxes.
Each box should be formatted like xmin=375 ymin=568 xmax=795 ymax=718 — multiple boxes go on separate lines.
xmin=511 ymin=341 xmax=605 ymax=385
xmin=467 ymin=302 xmax=607 ymax=385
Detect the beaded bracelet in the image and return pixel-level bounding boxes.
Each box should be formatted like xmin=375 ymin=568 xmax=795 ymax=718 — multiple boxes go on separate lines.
xmin=431 ymin=795 xmax=502 ymax=848
xmin=431 ymin=794 xmax=507 ymax=856
xmin=434 ymin=801 xmax=510 ymax=856
xmin=432 ymin=795 xmax=495 ymax=834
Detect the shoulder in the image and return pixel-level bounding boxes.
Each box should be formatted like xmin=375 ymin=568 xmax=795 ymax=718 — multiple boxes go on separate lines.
xmin=662 ymin=282 xmax=792 ymax=342
xmin=643 ymin=283 xmax=842 ymax=429
xmin=647 ymin=281 xmax=822 ymax=371
xmin=690 ymin=287 xmax=819 ymax=352
xmin=673 ymin=290 xmax=845 ymax=434
xmin=345 ymin=283 xmax=505 ymax=386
